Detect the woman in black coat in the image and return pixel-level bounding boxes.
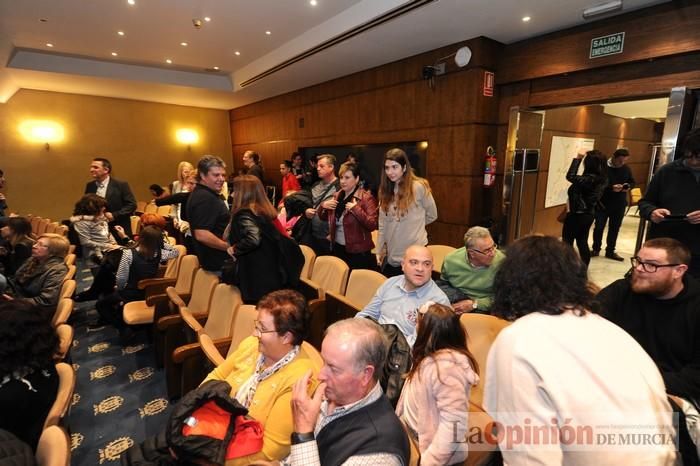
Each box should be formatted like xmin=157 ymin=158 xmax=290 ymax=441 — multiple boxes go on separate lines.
xmin=562 ymin=149 xmax=608 ymax=268
xmin=227 ymin=175 xmax=288 ymax=304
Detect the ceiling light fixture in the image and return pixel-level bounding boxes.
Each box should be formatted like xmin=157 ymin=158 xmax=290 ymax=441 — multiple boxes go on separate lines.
xmin=166 ymin=59 xmax=172 ymax=64
xmin=111 ymin=52 xmax=118 ymax=56
xmin=46 ymin=43 xmax=54 ymax=47
xmin=213 ymin=66 xmax=220 ymax=70
xmin=522 ymin=16 xmax=531 ymax=22
xmin=204 ymin=16 xmax=211 ymax=22
xmin=127 ymin=0 xmax=135 ymax=5
xmin=310 ymin=0 xmax=318 ymax=5
xmin=582 ymin=0 xmax=622 ymax=19
xmin=265 ymin=30 xmax=271 ymax=35
xmin=234 ymin=51 xmax=241 ymax=56
xmin=118 ymin=31 xmax=125 ymax=36
xmin=180 ymin=42 xmax=188 ymax=46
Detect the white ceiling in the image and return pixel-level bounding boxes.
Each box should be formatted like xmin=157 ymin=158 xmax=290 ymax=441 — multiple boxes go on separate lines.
xmin=0 ymin=0 xmax=669 ymax=110
xmin=603 ymin=97 xmax=669 ymax=121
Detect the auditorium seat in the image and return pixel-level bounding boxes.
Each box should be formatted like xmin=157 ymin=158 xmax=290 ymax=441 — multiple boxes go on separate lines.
xmin=299 ymin=244 xmax=316 ymax=279
xmin=426 ymin=244 xmax=456 ymax=279
xmin=299 ymin=255 xmax=349 ymax=301
xmin=52 ymin=298 xmax=74 ymax=327
xmin=59 ymin=279 xmax=76 ymax=300
xmin=43 ymin=362 xmax=75 ymax=429
xmin=55 ymin=324 xmax=73 ymax=361
xmin=198 ymin=304 xmax=258 ymax=367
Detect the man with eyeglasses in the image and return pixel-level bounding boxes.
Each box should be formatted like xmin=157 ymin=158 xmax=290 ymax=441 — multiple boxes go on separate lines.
xmin=639 ymin=128 xmax=700 ymax=279
xmin=598 ymin=238 xmax=700 ymax=464
xmin=437 ymin=226 xmax=505 ymax=314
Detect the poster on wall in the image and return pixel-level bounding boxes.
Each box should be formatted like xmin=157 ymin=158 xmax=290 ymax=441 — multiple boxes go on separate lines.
xmin=545 ymin=136 xmax=595 ymax=208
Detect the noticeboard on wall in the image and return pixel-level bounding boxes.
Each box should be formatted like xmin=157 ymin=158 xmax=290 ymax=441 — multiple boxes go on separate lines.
xmin=545 ymin=136 xmax=595 ymax=208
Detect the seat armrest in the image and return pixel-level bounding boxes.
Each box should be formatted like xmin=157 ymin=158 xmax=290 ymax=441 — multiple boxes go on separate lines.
xmin=172 ymin=342 xmax=204 ymax=364
xmin=180 ymin=309 xmax=206 ymax=334
xmin=156 ymin=314 xmax=183 ymax=331
xmin=140 ymin=277 xmax=176 ymax=291
xmin=145 ymin=293 xmax=168 ymax=307
xmin=198 ymin=334 xmax=231 ymax=366
xmin=166 ymin=286 xmax=186 ymax=308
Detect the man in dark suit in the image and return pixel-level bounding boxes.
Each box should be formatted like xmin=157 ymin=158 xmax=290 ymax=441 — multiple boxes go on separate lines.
xmin=84 ymin=157 xmax=136 ymax=236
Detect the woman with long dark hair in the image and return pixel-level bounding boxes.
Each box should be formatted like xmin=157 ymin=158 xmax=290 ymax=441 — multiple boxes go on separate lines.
xmin=0 ymin=300 xmax=59 ymax=451
xmin=377 ymin=148 xmax=437 ymax=277
xmin=484 ymin=236 xmax=676 ymax=465
xmin=0 ymin=217 xmax=34 ymax=276
xmin=227 ymin=175 xmax=287 ymax=303
xmin=318 ymin=162 xmax=378 ymax=270
xmin=95 ymin=225 xmax=178 ymax=333
xmin=562 ymin=149 xmax=608 ymax=268
xmin=396 ymin=302 xmax=479 ymax=465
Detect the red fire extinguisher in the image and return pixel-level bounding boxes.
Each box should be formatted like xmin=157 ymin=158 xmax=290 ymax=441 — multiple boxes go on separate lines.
xmin=483 ymin=146 xmax=497 ymax=188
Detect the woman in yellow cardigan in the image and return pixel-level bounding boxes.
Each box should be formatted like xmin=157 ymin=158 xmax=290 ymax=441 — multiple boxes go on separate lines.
xmin=202 ymin=289 xmax=322 ymax=465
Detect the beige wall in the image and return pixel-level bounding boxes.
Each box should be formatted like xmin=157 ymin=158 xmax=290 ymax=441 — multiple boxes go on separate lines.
xmin=0 ymin=89 xmax=232 ymax=221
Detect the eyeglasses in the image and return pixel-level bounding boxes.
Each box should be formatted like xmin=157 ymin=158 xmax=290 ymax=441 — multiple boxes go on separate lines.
xmin=253 ymin=320 xmax=277 ymax=335
xmin=469 ymin=244 xmax=498 ymax=256
xmin=630 ymin=256 xmax=680 ymax=273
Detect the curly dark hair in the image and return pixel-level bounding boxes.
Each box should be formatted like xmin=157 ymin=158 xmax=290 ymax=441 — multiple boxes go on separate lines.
xmin=258 ymin=289 xmax=308 ymax=345
xmin=73 ymin=193 xmax=107 ymax=216
xmin=0 ymin=301 xmax=59 ymax=377
xmin=491 ymin=235 xmax=598 ymax=321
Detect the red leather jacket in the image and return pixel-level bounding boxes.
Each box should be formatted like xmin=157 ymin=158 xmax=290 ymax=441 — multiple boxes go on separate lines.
xmin=319 ymin=188 xmax=378 ymax=253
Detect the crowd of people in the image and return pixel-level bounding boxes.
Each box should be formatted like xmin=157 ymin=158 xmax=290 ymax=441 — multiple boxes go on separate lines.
xmin=0 ymin=130 xmax=698 ymax=465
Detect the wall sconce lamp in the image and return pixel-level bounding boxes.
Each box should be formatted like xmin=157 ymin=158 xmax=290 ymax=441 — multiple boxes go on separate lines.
xmin=19 ymin=120 xmax=65 ymax=150
xmin=422 ymin=46 xmax=472 ymax=89
xmin=176 ymin=128 xmax=199 ymax=149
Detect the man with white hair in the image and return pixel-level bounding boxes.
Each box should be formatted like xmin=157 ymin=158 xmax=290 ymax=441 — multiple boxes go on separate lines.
xmin=438 ymin=226 xmax=505 ymax=314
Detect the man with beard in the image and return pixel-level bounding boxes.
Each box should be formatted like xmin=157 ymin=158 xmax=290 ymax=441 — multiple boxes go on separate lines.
xmin=598 ymin=237 xmax=700 ymax=464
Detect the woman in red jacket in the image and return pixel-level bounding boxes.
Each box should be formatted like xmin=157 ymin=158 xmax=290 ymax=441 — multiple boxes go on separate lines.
xmin=319 ymin=162 xmax=378 ymax=270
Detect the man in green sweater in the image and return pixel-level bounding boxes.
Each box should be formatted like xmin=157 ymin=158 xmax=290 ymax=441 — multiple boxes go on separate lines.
xmin=438 ymin=226 xmax=505 ymax=314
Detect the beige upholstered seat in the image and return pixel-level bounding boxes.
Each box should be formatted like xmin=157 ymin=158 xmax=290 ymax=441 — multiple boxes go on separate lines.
xmin=130 ymin=215 xmax=141 ymax=235
xmin=123 ymin=254 xmax=199 ymax=325
xmin=199 ymin=304 xmax=258 ymax=366
xmin=136 ymin=200 xmax=148 ymax=214
xmin=37 ymin=218 xmax=50 ymax=235
xmin=58 ymin=279 xmax=76 ymax=299
xmin=43 ymin=363 xmax=75 ymax=429
xmin=459 ymin=313 xmax=510 ymax=407
xmin=156 ymin=205 xmax=172 ymax=216
xmin=36 ymin=425 xmax=71 ymax=466
xmin=166 ymin=268 xmax=219 ymax=316
xmin=55 ymin=324 xmax=73 ymax=361
xmin=181 ymin=283 xmax=242 ymax=337
xmin=299 ymin=244 xmax=316 ymax=279
xmin=63 ymin=253 xmax=76 ymax=266
xmin=342 ymin=269 xmax=386 ymax=309
xmin=163 ymin=244 xmax=187 ymax=279
xmin=52 ymin=299 xmax=74 ymax=327
xmin=144 ymin=203 xmax=158 ymax=214
xmin=427 ymin=244 xmax=456 ymax=277
xmin=300 ymin=255 xmax=349 ymax=300
xmin=55 ymin=225 xmax=69 ymax=237
xmin=30 ymin=216 xmax=42 ymax=236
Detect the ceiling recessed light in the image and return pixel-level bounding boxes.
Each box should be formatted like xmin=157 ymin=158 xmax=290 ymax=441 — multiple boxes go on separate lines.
xmin=213 ymin=66 xmax=220 ymax=70
xmin=166 ymin=59 xmax=172 ymax=64
xmin=117 ymin=31 xmax=125 ymax=36
xmin=234 ymin=51 xmax=241 ymax=56
xmin=46 ymin=43 xmax=54 ymax=47
xmin=180 ymin=42 xmax=188 ymax=46
xmin=522 ymin=16 xmax=531 ymax=22
xmin=310 ymin=0 xmax=318 ymax=5
xmin=111 ymin=52 xmax=118 ymax=56
xmin=265 ymin=30 xmax=271 ymax=35
xmin=204 ymin=16 xmax=211 ymax=22
xmin=127 ymin=0 xmax=135 ymax=5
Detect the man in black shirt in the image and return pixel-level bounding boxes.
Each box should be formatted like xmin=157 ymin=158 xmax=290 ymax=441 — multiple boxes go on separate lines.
xmin=186 ymin=155 xmax=229 ymax=273
xmin=598 ymin=238 xmax=700 ymax=464
xmin=592 ymin=148 xmax=635 ymax=261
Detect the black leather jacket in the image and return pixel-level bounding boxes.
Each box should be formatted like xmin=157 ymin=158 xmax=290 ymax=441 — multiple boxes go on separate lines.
xmin=566 ymin=158 xmax=607 ymax=215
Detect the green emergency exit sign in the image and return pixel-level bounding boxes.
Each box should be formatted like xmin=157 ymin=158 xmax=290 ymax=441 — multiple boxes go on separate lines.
xmin=589 ymin=32 xmax=625 ymax=58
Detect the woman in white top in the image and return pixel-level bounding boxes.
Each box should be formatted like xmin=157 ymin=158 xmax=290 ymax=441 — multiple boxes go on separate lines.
xmin=376 ymin=148 xmax=437 ymax=277
xmin=484 ymin=235 xmax=676 ymax=466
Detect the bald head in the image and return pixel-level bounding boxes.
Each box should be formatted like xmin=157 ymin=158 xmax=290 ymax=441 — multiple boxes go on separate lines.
xmin=401 ymin=245 xmax=433 ymax=290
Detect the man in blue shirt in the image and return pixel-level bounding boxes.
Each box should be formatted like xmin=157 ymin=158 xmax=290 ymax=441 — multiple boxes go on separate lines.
xmin=357 ymin=245 xmax=449 ymax=346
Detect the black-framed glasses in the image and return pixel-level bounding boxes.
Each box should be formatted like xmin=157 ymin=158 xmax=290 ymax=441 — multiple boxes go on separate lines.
xmin=253 ymin=320 xmax=277 ymax=335
xmin=630 ymin=256 xmax=680 ymax=273
xmin=469 ymin=244 xmax=498 ymax=256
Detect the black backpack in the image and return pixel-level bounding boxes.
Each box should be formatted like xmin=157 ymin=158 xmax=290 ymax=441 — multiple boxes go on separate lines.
xmin=260 ymin=221 xmax=305 ymax=289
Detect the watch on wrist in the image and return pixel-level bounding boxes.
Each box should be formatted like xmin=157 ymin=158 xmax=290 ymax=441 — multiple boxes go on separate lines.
xmin=472 ymin=300 xmax=478 ymax=310
xmin=291 ymin=431 xmax=315 ymax=445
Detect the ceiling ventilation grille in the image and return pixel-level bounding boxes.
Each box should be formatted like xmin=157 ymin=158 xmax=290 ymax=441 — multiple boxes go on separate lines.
xmin=239 ymin=0 xmax=437 ymax=88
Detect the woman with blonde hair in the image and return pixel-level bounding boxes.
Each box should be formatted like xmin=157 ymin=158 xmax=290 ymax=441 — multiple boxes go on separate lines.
xmin=170 ymin=161 xmax=194 ymax=195
xmin=397 ymin=302 xmax=479 ymax=465
xmin=227 ymin=175 xmax=288 ymax=303
xmin=377 ymin=148 xmax=437 ymax=276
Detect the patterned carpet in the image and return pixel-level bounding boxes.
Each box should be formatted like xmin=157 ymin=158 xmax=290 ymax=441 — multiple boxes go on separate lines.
xmin=67 ymin=262 xmax=172 ymax=465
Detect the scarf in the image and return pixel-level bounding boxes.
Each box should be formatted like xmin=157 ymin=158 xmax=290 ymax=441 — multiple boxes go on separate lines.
xmin=14 ymin=256 xmax=64 ymax=286
xmin=235 ymin=345 xmax=300 ymax=408
xmin=335 ymin=186 xmax=359 ymax=221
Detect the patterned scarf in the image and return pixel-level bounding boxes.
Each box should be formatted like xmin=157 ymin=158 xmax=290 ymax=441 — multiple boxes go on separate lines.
xmin=235 ymin=345 xmax=300 ymax=408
